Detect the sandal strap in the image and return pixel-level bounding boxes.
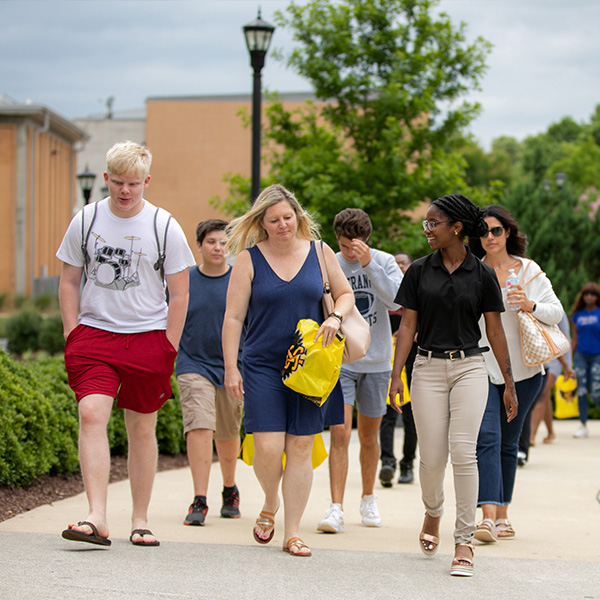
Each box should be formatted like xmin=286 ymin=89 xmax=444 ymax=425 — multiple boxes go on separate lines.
xmin=285 ymin=537 xmax=310 ymax=551
xmin=454 ymin=543 xmax=474 ymax=565
xmin=76 ymin=521 xmax=100 ymax=536
xmin=255 ymin=512 xmax=275 ymax=533
xmin=495 ymin=519 xmax=515 ymax=531
xmin=131 ymin=528 xmax=154 ymax=538
xmin=420 ymin=533 xmax=439 ymax=544
xmin=477 ymin=518 xmax=495 ymax=530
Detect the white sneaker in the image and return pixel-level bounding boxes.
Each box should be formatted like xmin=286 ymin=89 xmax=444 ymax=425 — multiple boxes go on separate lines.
xmin=574 ymin=425 xmax=589 ymax=438
xmin=317 ymin=503 xmax=344 ymax=533
xmin=360 ymin=494 xmax=382 ymax=527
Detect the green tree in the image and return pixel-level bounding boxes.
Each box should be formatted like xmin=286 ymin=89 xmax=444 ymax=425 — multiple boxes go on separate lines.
xmin=460 ymin=135 xmax=520 ymax=191
xmin=550 ymin=136 xmax=600 ymax=193
xmin=503 ymin=179 xmax=600 ymax=311
xmin=546 ymin=116 xmax=583 ymax=145
xmin=217 ymin=0 xmax=491 ymax=252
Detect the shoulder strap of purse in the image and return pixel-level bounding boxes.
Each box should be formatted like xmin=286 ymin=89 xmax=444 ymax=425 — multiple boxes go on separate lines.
xmin=314 ymin=240 xmax=331 ymax=294
xmin=520 ymin=259 xmax=544 ymax=288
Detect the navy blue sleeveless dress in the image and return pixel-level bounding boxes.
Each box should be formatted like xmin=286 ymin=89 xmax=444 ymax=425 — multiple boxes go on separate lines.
xmin=243 ymin=241 xmax=344 ymax=435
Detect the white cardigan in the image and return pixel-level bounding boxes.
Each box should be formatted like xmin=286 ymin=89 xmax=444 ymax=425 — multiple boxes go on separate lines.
xmin=479 ymin=256 xmax=565 ymax=384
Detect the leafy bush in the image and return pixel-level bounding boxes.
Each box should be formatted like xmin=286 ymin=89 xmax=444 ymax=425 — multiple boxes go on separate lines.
xmin=5 ymin=310 xmax=65 ymax=356
xmin=38 ymin=315 xmax=65 ymax=355
xmin=13 ymin=294 xmax=27 ymax=310
xmin=6 ymin=310 xmax=42 ymax=355
xmin=0 ymin=352 xmax=78 ymax=486
xmin=0 ymin=352 xmax=185 ymax=487
xmin=33 ymin=292 xmax=58 ymax=312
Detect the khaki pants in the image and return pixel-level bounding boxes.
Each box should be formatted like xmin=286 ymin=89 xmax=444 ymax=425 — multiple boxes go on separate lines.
xmin=410 ymin=353 xmax=488 ymax=545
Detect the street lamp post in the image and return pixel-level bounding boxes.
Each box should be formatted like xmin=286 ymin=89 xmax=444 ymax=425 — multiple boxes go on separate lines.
xmin=243 ymin=9 xmax=275 ymax=203
xmin=555 ymin=172 xmax=567 ymax=189
xmin=77 ymin=164 xmax=96 ymax=205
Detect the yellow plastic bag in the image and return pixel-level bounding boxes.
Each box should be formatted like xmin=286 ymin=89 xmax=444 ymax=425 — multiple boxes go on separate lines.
xmin=554 ymin=375 xmax=578 ymax=419
xmin=387 ymin=336 xmax=411 ymax=406
xmin=387 ymin=367 xmax=410 ymax=406
xmin=281 ymin=319 xmax=344 ymax=407
xmin=239 ymin=432 xmax=328 ymax=469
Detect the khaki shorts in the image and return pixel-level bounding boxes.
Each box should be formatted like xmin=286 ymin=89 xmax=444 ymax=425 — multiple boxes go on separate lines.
xmin=177 ymin=373 xmax=242 ymax=440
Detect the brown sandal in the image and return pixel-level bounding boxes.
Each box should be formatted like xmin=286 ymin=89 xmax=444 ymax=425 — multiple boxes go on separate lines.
xmin=450 ymin=543 xmax=474 ymax=577
xmin=495 ymin=519 xmax=516 ymax=539
xmin=283 ymin=536 xmax=312 ymax=557
xmin=419 ymin=532 xmax=439 ymax=556
xmin=419 ymin=512 xmax=440 ymax=556
xmin=253 ymin=510 xmax=276 ymax=544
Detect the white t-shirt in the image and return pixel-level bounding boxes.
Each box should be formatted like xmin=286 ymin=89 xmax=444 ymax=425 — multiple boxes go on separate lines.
xmin=56 ymin=198 xmax=195 ymax=333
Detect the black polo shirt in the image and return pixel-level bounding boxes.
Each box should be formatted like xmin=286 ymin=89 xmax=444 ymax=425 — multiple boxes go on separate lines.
xmin=395 ymin=246 xmax=503 ymax=353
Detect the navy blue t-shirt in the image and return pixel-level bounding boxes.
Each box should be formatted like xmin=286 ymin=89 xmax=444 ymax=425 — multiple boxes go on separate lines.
xmin=176 ymin=266 xmax=242 ymax=386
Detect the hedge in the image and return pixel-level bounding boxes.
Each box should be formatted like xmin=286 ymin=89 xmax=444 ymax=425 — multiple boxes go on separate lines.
xmin=0 ymin=352 xmax=185 ymax=487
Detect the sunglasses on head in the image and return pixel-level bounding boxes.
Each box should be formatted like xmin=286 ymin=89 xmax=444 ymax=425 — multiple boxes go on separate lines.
xmin=482 ymin=226 xmax=504 ymax=238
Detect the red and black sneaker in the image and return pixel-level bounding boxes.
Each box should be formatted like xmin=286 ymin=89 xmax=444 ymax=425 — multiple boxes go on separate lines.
xmin=184 ymin=496 xmax=208 ymax=526
xmin=220 ymin=485 xmax=241 ymax=518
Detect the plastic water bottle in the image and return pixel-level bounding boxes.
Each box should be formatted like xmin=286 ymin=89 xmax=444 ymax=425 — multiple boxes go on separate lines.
xmin=506 ymin=268 xmax=519 ymax=311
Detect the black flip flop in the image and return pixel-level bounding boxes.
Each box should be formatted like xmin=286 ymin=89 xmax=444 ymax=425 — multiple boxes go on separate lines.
xmin=130 ymin=528 xmax=160 ymax=546
xmin=62 ymin=521 xmax=111 ymax=546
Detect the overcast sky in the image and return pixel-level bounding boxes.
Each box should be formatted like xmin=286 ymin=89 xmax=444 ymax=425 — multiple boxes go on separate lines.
xmin=2 ymin=0 xmax=599 ymax=149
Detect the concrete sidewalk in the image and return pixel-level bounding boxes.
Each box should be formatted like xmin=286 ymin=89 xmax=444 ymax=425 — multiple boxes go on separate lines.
xmin=1 ymin=419 xmax=599 ymax=599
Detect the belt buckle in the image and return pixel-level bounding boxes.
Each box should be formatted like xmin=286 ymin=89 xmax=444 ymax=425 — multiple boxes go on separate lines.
xmin=448 ymin=350 xmax=460 ymax=361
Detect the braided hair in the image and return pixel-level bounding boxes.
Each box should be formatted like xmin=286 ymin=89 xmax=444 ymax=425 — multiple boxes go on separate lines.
xmin=432 ymin=194 xmax=488 ymax=240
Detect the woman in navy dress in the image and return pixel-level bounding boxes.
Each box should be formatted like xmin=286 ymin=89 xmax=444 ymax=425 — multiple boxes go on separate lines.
xmin=223 ymin=184 xmax=354 ymax=557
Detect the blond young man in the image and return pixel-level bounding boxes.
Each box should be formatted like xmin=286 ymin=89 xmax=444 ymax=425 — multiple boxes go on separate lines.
xmin=57 ymin=141 xmax=194 ymax=547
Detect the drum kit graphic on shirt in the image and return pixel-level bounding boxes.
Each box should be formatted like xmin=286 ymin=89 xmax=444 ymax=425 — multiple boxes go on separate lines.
xmin=88 ymin=232 xmax=144 ymax=291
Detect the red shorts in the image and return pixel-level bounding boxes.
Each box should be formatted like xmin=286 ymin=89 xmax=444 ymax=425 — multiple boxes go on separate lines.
xmin=64 ymin=325 xmax=177 ymax=414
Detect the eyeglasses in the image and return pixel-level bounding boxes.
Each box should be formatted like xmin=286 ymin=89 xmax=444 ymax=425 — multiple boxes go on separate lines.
xmin=481 ymin=226 xmax=504 ymax=238
xmin=422 ymin=220 xmax=452 ymax=232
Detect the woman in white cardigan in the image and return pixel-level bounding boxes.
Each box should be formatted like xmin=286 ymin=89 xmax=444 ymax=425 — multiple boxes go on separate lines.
xmin=468 ymin=205 xmax=564 ymax=542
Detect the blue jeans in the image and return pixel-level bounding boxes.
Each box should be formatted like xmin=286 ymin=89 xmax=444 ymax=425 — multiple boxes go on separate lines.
xmin=573 ymin=352 xmax=600 ymax=424
xmin=477 ymin=373 xmax=542 ymax=506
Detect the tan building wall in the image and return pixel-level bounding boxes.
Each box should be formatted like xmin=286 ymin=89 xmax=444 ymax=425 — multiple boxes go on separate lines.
xmin=145 ymin=93 xmax=316 ymax=249
xmin=0 ymin=105 xmax=87 ymax=298
xmin=0 ymin=124 xmax=16 ymax=295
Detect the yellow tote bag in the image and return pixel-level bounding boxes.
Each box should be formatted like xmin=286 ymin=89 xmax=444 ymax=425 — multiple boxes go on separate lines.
xmin=239 ymin=432 xmax=328 ymax=469
xmin=281 ymin=319 xmax=344 ymax=407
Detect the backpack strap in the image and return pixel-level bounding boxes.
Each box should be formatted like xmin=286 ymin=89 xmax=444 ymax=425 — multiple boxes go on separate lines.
xmin=81 ymin=202 xmax=99 ymax=278
xmin=153 ymin=207 xmax=172 ymax=284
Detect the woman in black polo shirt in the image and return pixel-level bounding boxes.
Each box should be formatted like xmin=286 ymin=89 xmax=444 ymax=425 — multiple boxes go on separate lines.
xmin=389 ymin=194 xmax=517 ymax=577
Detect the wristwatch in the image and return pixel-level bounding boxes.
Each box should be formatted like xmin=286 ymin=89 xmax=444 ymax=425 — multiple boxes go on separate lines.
xmin=329 ymin=311 xmax=343 ymax=323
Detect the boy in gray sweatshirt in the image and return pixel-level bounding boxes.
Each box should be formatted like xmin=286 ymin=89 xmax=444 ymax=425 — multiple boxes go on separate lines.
xmin=318 ymin=209 xmax=403 ymax=533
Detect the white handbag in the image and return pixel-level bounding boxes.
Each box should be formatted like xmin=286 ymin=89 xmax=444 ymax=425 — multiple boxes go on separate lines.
xmin=518 ymin=310 xmax=570 ymax=366
xmin=517 ymin=263 xmax=569 ymax=367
